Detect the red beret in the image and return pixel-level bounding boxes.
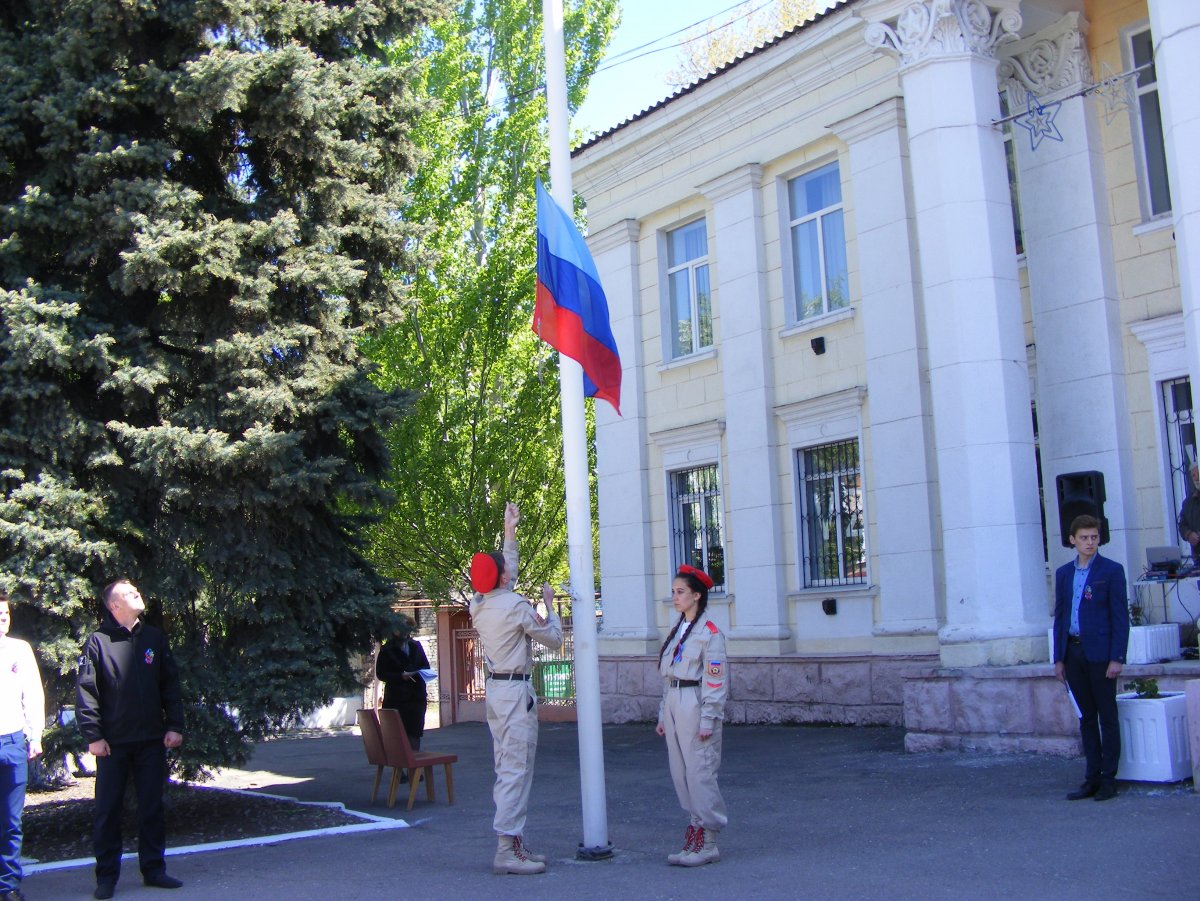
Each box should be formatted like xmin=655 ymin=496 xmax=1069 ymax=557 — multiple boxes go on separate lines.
xmin=471 ymin=553 xmax=499 ymax=593
xmin=677 ymin=563 xmax=714 ymax=589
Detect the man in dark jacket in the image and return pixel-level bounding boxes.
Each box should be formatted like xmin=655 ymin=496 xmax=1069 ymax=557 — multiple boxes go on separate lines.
xmin=76 ymin=580 xmax=184 ymax=899
xmin=1052 ymin=515 xmax=1130 ymax=802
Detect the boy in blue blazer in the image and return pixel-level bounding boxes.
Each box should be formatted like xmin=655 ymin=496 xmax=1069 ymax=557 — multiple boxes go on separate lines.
xmin=1052 ymin=514 xmax=1130 ymax=801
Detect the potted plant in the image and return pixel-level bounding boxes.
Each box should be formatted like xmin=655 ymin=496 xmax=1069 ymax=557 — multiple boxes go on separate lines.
xmin=1115 ymin=678 xmax=1192 ymax=782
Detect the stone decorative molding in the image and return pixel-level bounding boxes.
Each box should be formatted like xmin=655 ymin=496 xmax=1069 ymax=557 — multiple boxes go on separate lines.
xmin=863 ymin=0 xmax=1021 ymax=67
xmin=998 ymin=12 xmax=1092 ymax=105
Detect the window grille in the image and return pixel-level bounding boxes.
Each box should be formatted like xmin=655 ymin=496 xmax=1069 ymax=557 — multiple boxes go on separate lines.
xmin=799 ymin=439 xmax=866 ymax=587
xmin=669 ymin=464 xmax=725 ymax=591
xmin=1162 ymin=377 xmax=1196 ymax=551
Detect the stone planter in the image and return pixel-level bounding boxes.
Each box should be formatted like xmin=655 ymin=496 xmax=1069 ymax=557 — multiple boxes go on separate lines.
xmin=1116 ymin=691 xmax=1192 ymax=782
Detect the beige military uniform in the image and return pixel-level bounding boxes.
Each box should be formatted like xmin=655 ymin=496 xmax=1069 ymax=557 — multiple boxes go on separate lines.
xmin=658 ymin=610 xmax=728 ymax=831
xmin=470 ymin=539 xmax=563 ymax=836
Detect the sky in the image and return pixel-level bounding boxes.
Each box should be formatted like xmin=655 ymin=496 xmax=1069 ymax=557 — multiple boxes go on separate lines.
xmin=574 ymin=1 xmax=783 ymax=137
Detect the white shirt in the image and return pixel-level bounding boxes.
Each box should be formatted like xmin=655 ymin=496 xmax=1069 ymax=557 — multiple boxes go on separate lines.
xmin=0 ymin=635 xmax=45 ymax=743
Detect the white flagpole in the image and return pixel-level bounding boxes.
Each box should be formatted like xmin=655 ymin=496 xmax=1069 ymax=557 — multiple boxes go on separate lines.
xmin=541 ymin=0 xmax=611 ymax=858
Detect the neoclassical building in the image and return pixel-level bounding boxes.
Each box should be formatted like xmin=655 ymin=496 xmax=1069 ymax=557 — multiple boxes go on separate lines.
xmin=575 ymin=0 xmax=1200 ymax=751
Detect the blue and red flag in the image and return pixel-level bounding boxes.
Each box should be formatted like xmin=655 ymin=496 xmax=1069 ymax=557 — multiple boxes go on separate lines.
xmin=533 ymin=178 xmax=622 ymax=414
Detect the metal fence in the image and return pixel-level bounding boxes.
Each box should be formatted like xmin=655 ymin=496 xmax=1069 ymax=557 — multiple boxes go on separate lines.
xmin=455 ymin=622 xmax=576 ymax=708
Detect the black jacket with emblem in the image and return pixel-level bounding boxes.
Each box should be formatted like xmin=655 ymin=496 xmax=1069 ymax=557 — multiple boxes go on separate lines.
xmin=76 ymin=613 xmax=185 ymax=745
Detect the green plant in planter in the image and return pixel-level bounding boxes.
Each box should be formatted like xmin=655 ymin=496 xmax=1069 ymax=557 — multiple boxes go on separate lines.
xmin=1123 ymin=677 xmax=1161 ymax=698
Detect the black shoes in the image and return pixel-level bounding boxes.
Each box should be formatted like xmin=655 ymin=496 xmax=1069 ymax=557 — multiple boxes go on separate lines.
xmin=1065 ymin=781 xmax=1099 ymax=800
xmin=94 ymin=884 xmax=116 ymax=900
xmin=144 ymin=872 xmax=184 ymax=889
xmin=1093 ymin=781 xmax=1118 ymax=801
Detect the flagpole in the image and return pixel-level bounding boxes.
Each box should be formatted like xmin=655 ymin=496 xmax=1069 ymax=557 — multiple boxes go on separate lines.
xmin=541 ymin=0 xmax=611 ymax=859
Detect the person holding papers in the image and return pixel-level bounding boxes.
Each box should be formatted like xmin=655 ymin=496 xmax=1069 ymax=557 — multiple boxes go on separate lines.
xmin=1052 ymin=514 xmax=1130 ymax=802
xmin=375 ymin=616 xmax=430 ymax=752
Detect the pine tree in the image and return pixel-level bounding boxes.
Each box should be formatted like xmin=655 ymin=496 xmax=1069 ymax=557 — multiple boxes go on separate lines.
xmin=0 ymin=0 xmax=441 ymax=774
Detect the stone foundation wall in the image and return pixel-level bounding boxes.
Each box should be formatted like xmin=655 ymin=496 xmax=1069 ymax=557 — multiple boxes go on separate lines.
xmin=599 ymin=655 xmax=939 ymax=727
xmin=903 ymin=660 xmax=1200 ymax=756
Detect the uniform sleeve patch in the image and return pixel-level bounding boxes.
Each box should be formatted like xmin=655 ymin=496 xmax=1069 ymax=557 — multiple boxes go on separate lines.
xmin=708 ymin=661 xmax=723 ymax=678
xmin=706 ymin=681 xmax=723 ymax=688
xmin=705 ymin=621 xmax=719 ymax=634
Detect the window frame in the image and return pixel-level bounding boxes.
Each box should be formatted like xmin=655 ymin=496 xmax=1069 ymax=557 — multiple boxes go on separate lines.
xmin=778 ymin=389 xmax=867 ymax=591
xmin=780 ymin=159 xmax=850 ymax=324
xmin=1123 ymin=22 xmax=1172 ymax=221
xmin=651 ymin=421 xmax=727 ymax=595
xmin=658 ymin=216 xmax=714 ymax=361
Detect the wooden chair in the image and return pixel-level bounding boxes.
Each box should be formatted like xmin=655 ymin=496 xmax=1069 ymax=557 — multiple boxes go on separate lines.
xmin=376 ymin=706 xmax=458 ymax=811
xmin=356 ymin=708 xmax=389 ymax=805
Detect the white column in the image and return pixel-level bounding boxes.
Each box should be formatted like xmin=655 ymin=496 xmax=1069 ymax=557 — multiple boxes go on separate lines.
xmin=999 ymin=13 xmax=1137 ymax=578
xmin=590 ymin=219 xmax=659 ymax=654
xmin=1148 ymin=0 xmax=1200 ymax=415
xmin=831 ymin=98 xmax=942 ymax=649
xmin=865 ymin=0 xmax=1047 ymax=665
xmin=699 ymin=164 xmax=792 ymax=654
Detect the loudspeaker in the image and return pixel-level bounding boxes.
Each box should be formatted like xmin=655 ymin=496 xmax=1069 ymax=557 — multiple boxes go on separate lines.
xmin=1055 ymin=470 xmax=1108 ymax=547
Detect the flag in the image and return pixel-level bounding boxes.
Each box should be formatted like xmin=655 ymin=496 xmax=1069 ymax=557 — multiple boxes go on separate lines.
xmin=533 ymin=178 xmax=622 ymax=414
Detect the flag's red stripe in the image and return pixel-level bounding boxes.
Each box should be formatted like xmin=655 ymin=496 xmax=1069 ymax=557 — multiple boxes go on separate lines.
xmin=534 ymin=281 xmax=622 ymax=413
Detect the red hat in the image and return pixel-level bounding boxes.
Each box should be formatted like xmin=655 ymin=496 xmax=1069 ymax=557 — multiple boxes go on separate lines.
xmin=677 ymin=564 xmax=714 ymax=589
xmin=471 ymin=553 xmax=500 ymax=593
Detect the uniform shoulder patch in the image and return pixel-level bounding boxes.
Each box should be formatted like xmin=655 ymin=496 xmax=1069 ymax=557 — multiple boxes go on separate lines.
xmin=705 ymin=620 xmax=719 ymax=634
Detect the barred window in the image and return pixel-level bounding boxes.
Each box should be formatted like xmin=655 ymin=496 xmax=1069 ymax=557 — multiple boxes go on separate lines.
xmin=799 ymin=440 xmax=865 ymax=587
xmin=669 ymin=464 xmax=725 ymax=592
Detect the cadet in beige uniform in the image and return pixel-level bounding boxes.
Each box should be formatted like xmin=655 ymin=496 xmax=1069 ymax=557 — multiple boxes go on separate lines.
xmin=469 ymin=503 xmax=562 ymax=875
xmin=656 ymin=564 xmax=728 ymax=867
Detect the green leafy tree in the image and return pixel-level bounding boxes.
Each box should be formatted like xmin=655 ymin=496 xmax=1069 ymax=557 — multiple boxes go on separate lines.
xmin=0 ymin=0 xmax=442 ymax=776
xmin=365 ymin=0 xmax=617 ymax=606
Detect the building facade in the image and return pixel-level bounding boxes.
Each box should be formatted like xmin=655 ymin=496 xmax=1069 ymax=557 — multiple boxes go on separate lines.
xmin=573 ymin=0 xmax=1200 ymax=745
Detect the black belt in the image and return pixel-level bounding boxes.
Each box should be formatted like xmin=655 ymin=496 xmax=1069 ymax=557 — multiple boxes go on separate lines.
xmin=489 ymin=673 xmax=531 ymax=681
xmin=1067 ymin=635 xmax=1082 ymax=645
xmin=669 ymin=679 xmax=700 ymax=688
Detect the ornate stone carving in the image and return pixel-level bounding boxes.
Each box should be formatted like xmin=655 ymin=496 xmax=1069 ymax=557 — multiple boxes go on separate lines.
xmin=864 ymin=0 xmax=1022 ymax=67
xmin=998 ymin=12 xmax=1092 ymax=104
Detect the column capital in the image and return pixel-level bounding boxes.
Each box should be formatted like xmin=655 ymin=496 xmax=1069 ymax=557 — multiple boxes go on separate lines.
xmin=863 ymin=0 xmax=1021 ymax=68
xmin=697 ymin=163 xmax=763 ymax=204
xmin=998 ymin=12 xmax=1092 ymax=105
xmin=829 ymin=96 xmax=907 ymax=145
xmin=587 ymin=218 xmax=639 ymax=255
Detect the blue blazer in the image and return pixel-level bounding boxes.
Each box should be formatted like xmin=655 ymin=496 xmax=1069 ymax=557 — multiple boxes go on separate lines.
xmin=1052 ymin=553 xmax=1130 ymax=665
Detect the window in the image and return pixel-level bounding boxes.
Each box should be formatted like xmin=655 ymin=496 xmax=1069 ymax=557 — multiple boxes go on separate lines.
xmin=799 ymin=439 xmax=865 ymax=587
xmin=787 ymin=162 xmax=848 ymax=320
xmin=1162 ymin=377 xmax=1195 ymax=550
xmin=668 ymin=464 xmax=725 ymax=591
xmin=999 ymin=92 xmax=1025 ymax=256
xmin=665 ymin=219 xmax=712 ymax=358
xmin=1129 ymin=26 xmax=1172 ymax=218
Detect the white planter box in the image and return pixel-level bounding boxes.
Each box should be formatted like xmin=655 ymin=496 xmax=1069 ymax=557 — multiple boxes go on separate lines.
xmin=1045 ymin=624 xmax=1181 ymax=665
xmin=1116 ymin=691 xmax=1192 ymax=782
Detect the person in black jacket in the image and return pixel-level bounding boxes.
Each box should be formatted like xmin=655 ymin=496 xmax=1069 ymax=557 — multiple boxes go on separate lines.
xmin=375 ymin=616 xmax=429 ymax=751
xmin=76 ymin=580 xmax=185 ymax=899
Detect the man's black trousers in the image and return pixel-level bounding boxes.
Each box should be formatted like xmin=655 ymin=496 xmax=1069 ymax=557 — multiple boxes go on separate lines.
xmin=93 ymin=739 xmax=168 ymax=884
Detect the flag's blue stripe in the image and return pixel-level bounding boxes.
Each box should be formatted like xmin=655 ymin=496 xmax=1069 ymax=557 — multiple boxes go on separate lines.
xmin=536 ymin=233 xmax=619 ymax=358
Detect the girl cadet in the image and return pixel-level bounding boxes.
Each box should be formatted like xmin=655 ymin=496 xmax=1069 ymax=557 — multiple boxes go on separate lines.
xmin=655 ymin=564 xmax=728 ymax=867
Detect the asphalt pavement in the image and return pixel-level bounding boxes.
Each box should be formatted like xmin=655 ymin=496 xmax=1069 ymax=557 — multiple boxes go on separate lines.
xmin=24 ymin=720 xmax=1200 ymax=900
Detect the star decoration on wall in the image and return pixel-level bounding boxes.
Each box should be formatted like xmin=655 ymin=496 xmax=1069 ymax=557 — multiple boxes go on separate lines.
xmin=1013 ymin=90 xmax=1064 ymax=151
xmin=1091 ymin=61 xmax=1138 ymax=125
